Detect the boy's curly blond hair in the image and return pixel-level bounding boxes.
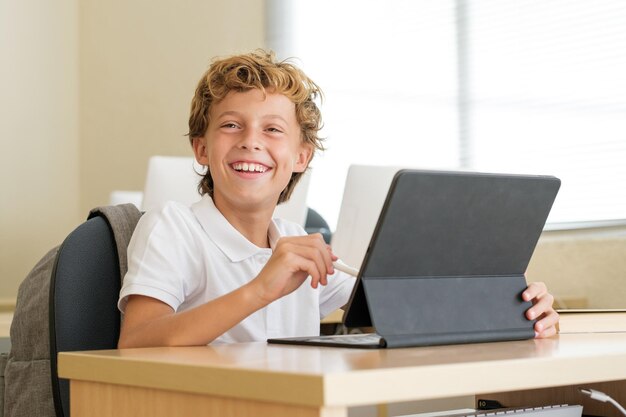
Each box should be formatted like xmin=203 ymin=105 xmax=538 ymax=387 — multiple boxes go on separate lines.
xmin=187 ymin=50 xmax=324 ymax=204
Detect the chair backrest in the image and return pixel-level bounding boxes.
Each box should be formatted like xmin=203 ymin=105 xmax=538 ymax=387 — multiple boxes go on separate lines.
xmin=48 ymin=216 xmax=123 ymax=417
xmin=304 ymin=208 xmax=331 ymax=244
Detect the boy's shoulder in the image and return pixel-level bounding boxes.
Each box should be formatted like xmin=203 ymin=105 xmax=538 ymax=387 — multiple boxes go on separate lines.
xmin=129 ymin=200 xmax=204 ymax=255
xmin=137 ymin=200 xmax=198 ymax=233
xmin=144 ymin=199 xmax=193 ymax=218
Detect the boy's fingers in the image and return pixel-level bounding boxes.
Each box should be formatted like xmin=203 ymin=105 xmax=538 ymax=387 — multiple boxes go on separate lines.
xmin=535 ymin=324 xmax=557 ymax=339
xmin=535 ymin=309 xmax=559 ymax=338
xmin=534 ymin=309 xmax=559 ymax=333
xmin=300 ymin=258 xmax=320 ymax=289
xmin=304 ymin=234 xmax=334 ymax=275
xmin=522 ymin=281 xmax=548 ymax=302
xmin=287 ymin=243 xmax=329 ymax=287
xmin=327 ymin=245 xmax=338 ymax=262
xmin=526 ymin=292 xmax=554 ymax=320
xmin=294 ymin=246 xmax=327 ymax=286
xmin=283 ymin=234 xmax=334 ymax=274
xmin=277 ymin=235 xmax=334 ymax=285
xmin=309 ymin=245 xmax=331 ymax=284
xmin=312 ymin=234 xmax=335 ymax=274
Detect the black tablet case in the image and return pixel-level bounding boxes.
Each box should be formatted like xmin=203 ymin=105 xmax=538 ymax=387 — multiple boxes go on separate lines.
xmin=342 ymin=170 xmax=561 ymax=348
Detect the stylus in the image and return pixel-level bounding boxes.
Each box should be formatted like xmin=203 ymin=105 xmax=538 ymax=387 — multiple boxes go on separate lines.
xmin=333 ymin=260 xmax=359 ymax=277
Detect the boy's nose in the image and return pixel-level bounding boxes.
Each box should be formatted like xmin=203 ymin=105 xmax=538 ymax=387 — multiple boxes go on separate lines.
xmin=238 ymin=130 xmax=264 ymax=151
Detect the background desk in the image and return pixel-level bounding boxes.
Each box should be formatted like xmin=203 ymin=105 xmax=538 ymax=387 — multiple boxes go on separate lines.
xmin=0 ymin=312 xmax=13 ymax=352
xmin=59 ymin=331 xmax=626 ymax=417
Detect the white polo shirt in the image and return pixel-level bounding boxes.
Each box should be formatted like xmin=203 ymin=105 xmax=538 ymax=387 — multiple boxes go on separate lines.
xmin=119 ymin=195 xmax=354 ymax=345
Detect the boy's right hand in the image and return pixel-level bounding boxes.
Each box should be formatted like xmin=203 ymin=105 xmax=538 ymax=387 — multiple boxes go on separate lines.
xmin=251 ymin=233 xmax=336 ymax=305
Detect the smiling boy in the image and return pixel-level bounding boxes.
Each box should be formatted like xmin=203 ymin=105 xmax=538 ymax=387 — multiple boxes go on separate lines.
xmin=117 ymin=51 xmax=355 ymax=347
xmin=117 ymin=50 xmax=558 ymax=348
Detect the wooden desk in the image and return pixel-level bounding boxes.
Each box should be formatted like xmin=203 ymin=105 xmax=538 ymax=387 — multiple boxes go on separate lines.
xmin=0 ymin=312 xmax=13 ymax=338
xmin=59 ymin=332 xmax=626 ymax=417
xmin=558 ymin=311 xmax=626 ymax=333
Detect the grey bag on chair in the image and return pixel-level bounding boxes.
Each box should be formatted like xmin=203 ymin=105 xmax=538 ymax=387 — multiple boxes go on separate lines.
xmin=3 ymin=204 xmax=141 ymax=417
xmin=1 ymin=352 xmax=8 ymax=417
xmin=4 ymin=247 xmax=58 ymax=417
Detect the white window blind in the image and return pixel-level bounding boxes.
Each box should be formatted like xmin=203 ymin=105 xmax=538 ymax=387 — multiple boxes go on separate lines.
xmin=267 ymin=0 xmax=626 ymax=228
xmin=464 ymin=1 xmax=626 ymax=224
xmin=267 ymin=0 xmax=459 ymax=230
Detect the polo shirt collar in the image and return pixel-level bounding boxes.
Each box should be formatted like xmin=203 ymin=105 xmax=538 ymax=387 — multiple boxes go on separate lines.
xmin=191 ymin=195 xmax=281 ymax=262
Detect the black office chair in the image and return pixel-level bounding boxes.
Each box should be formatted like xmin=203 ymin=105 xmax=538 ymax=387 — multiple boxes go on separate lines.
xmin=48 ymin=215 xmax=123 ymax=417
xmin=304 ymin=208 xmax=332 ymax=244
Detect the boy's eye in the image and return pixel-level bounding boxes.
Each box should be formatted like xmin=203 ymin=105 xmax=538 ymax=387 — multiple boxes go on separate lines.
xmin=222 ymin=123 xmax=239 ymax=129
xmin=266 ymin=127 xmax=283 ymax=133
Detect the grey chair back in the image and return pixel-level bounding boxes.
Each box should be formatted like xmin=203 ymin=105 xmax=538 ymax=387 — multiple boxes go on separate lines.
xmin=305 ymin=208 xmax=332 ymax=244
xmin=49 ymin=216 xmax=122 ymax=417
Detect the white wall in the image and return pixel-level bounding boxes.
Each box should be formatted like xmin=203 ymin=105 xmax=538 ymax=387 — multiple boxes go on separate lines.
xmin=78 ymin=0 xmax=266 ymax=215
xmin=0 ymin=0 xmax=80 ymax=300
xmin=0 ymin=0 xmax=266 ymax=300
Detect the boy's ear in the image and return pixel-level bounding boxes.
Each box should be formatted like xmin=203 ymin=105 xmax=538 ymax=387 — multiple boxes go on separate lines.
xmin=293 ymin=143 xmax=313 ymax=173
xmin=192 ymin=137 xmax=209 ymax=166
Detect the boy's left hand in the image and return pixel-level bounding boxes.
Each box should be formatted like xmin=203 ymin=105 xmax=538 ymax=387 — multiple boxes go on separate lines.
xmin=522 ymin=282 xmax=559 ymax=338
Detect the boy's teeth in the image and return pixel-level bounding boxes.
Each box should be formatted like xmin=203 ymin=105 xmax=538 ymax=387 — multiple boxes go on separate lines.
xmin=233 ymin=162 xmax=268 ymax=173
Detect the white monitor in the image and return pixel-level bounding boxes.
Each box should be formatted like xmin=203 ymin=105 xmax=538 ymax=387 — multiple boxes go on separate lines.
xmin=141 ymin=156 xmax=203 ymax=212
xmin=275 ymin=170 xmax=311 ymax=227
xmin=141 ymin=155 xmax=311 ymax=226
xmin=331 ymin=165 xmax=404 ymax=269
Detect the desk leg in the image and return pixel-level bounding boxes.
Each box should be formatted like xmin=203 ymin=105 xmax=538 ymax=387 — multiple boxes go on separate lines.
xmin=70 ymin=380 xmax=348 ymax=417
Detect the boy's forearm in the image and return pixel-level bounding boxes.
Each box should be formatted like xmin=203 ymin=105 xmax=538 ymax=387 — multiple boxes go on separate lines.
xmin=118 ymin=282 xmax=268 ymax=348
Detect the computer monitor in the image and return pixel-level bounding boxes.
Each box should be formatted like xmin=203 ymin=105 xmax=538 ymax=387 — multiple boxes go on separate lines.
xmin=331 ymin=165 xmax=404 ymax=268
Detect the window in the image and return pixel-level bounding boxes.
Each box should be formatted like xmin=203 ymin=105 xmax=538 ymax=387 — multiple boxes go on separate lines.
xmin=267 ymin=0 xmax=626 ymax=229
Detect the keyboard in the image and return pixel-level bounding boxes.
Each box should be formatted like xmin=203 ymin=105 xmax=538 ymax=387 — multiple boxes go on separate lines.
xmin=303 ymin=333 xmax=383 ymax=345
xmin=268 ymin=332 xmax=384 ymax=348
xmin=403 ymin=405 xmax=583 ymax=417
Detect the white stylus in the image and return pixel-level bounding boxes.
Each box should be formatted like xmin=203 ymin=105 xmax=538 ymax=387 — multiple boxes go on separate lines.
xmin=332 ymin=260 xmax=359 ymax=277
